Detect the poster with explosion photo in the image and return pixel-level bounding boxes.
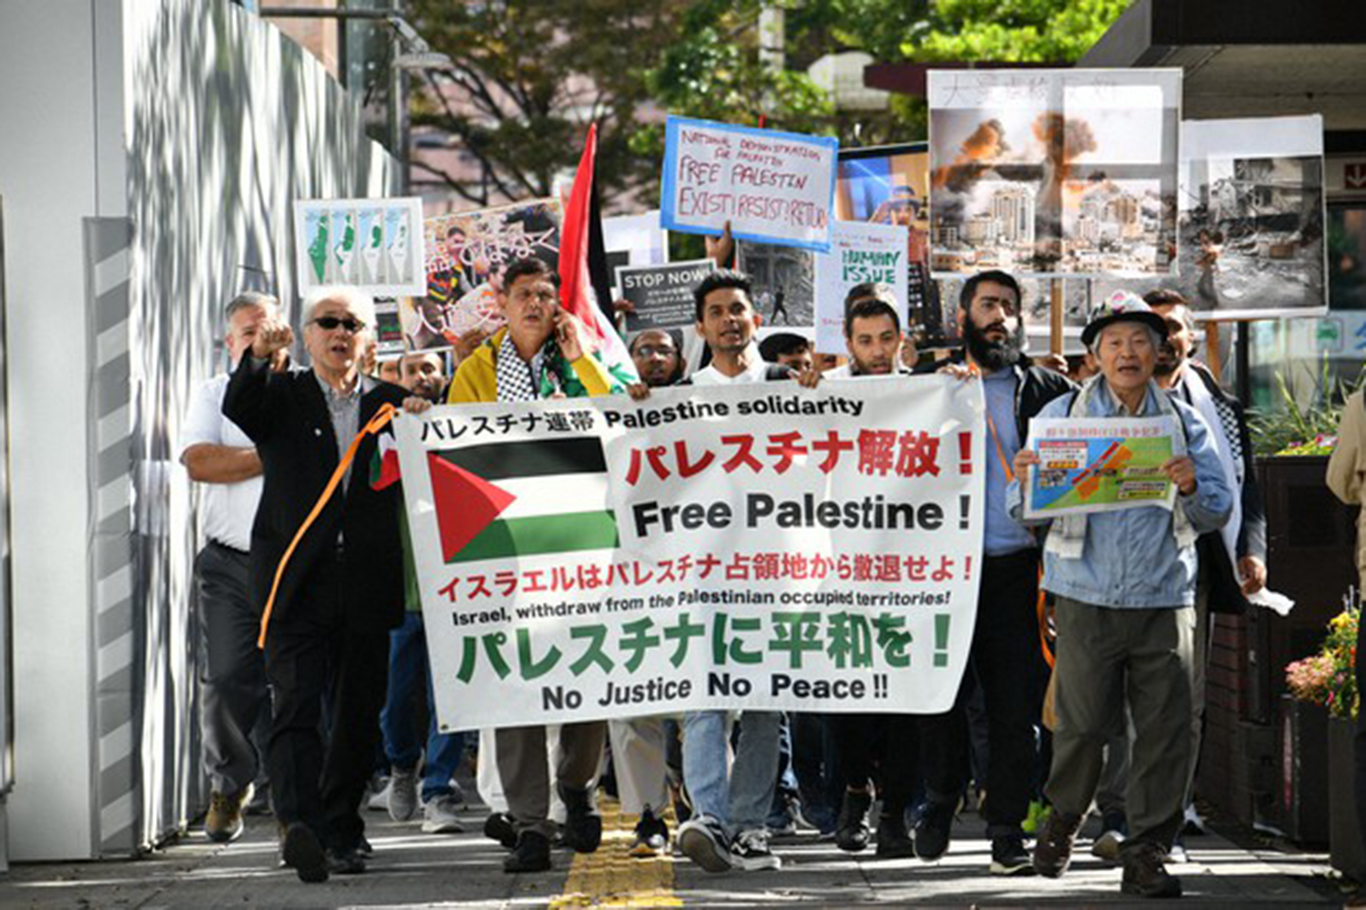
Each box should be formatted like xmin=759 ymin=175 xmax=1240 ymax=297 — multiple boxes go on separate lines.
xmin=407 ymin=199 xmax=562 ymax=353
xmin=929 ymin=69 xmax=1182 ymax=279
xmin=1093 ymin=115 xmax=1327 ymax=320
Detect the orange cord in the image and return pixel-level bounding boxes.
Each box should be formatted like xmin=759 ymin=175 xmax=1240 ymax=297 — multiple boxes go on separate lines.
xmin=257 ymin=402 xmax=398 ymax=649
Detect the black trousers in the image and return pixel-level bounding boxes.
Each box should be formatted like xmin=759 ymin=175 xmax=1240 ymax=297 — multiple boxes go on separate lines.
xmin=264 ymin=555 xmax=390 ymax=852
xmin=195 ymin=541 xmax=270 ymax=796
xmin=919 ymin=549 xmax=1045 ymax=837
xmin=832 ymin=713 xmax=926 ymax=816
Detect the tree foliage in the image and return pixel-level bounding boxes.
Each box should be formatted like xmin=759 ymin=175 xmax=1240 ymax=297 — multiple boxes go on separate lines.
xmin=897 ymin=0 xmax=1133 ymax=63
xmin=404 ymin=0 xmax=1131 ymax=210
xmin=406 ymin=0 xmax=678 ymax=205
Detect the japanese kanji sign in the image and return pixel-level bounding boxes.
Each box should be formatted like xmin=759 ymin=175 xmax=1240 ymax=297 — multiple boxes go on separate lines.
xmin=394 ymin=376 xmax=985 ymax=730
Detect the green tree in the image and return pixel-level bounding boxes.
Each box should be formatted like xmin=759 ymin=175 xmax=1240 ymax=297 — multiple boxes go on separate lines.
xmin=406 ymin=0 xmax=679 ymax=206
xmin=895 ymin=0 xmax=1133 ymax=63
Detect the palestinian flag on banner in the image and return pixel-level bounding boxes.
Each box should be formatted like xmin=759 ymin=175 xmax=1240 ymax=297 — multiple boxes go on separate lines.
xmin=428 ymin=436 xmax=618 ymax=564
xmin=371 ymin=431 xmax=401 ymax=491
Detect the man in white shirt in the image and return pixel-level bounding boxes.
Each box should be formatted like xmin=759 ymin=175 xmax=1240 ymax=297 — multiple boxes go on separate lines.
xmin=671 ymin=270 xmax=789 ymax=873
xmin=179 ymin=291 xmax=286 ymax=842
xmin=688 ymin=270 xmax=793 ymax=387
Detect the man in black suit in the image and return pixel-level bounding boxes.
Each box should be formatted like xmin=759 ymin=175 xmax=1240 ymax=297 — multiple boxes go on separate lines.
xmin=223 ymin=286 xmax=410 ymax=882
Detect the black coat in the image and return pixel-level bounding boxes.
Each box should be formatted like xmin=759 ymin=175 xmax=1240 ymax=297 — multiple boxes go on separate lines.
xmin=223 ymin=356 xmax=408 ymax=631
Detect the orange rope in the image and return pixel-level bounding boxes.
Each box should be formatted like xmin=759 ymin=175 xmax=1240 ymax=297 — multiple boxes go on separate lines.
xmin=257 ymin=402 xmax=399 ymax=649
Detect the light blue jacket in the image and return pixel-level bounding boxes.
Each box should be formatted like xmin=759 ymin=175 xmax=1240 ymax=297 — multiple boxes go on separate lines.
xmin=1007 ymin=381 xmax=1232 ymax=608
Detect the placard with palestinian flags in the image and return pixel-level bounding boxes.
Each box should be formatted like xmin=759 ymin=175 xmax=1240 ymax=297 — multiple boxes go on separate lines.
xmin=393 ymin=377 xmax=985 ymax=731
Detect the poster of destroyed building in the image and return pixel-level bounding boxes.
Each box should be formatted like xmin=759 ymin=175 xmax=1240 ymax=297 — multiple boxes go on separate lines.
xmin=929 ymin=69 xmax=1182 ymax=279
xmin=736 ymin=241 xmax=815 ymax=329
xmin=835 ymin=144 xmax=947 ymax=342
xmin=409 ymin=199 xmax=562 ymax=353
xmin=1094 ymin=116 xmax=1326 ymax=320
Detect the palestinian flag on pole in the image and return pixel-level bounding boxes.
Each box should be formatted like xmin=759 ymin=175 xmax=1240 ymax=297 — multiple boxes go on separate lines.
xmin=428 ymin=436 xmax=618 ymax=564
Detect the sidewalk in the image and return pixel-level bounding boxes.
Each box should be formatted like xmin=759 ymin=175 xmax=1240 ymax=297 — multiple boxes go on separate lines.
xmin=0 ymin=799 xmax=1346 ymax=908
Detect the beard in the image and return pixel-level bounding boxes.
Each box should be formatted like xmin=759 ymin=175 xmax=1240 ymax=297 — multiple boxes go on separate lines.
xmin=1154 ymin=343 xmax=1182 ymax=377
xmin=965 ymin=317 xmax=1021 ymax=371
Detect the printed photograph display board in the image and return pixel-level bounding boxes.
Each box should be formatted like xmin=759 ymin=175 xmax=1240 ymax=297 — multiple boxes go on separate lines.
xmin=293 ymin=197 xmax=425 ymax=297
xmin=1095 ymin=115 xmax=1327 ymax=320
xmin=737 ymin=241 xmax=816 ymax=330
xmin=409 ymin=199 xmax=563 ymax=354
xmin=929 ymin=69 xmax=1182 ymax=278
xmin=835 ymin=144 xmax=942 ymax=341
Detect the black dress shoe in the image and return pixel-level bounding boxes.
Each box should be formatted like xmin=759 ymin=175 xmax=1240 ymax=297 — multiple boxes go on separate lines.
xmin=875 ymin=812 xmax=915 ymax=859
xmin=1121 ymin=842 xmax=1182 ymax=898
xmin=484 ymin=811 xmax=517 ymax=849
xmin=326 ymin=847 xmax=367 ymax=875
xmin=835 ymin=790 xmax=872 ymax=853
xmin=503 ymin=830 xmax=553 ymax=873
xmin=280 ymin=822 xmax=328 ymax=883
xmin=558 ymin=783 xmax=603 ymax=854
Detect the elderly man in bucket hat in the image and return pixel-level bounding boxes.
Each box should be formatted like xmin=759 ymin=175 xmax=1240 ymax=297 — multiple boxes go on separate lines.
xmin=1008 ymin=291 xmax=1232 ymax=899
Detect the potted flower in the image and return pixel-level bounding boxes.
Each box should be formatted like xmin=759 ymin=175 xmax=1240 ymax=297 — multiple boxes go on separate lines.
xmin=1290 ymin=606 xmax=1365 ymax=880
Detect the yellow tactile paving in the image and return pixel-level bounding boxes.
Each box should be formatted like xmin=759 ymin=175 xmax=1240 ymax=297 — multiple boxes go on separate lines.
xmin=550 ymin=798 xmax=682 ymax=908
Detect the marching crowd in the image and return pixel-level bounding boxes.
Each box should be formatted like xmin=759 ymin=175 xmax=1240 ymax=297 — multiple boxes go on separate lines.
xmin=182 ymin=237 xmax=1285 ymax=899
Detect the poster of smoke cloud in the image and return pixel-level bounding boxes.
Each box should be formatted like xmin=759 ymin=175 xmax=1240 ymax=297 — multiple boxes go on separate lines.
xmin=928 ymin=69 xmax=1182 ymax=279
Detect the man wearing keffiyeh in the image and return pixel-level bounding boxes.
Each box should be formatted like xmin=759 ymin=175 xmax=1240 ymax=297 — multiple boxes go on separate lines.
xmin=445 ymin=255 xmax=624 ymax=874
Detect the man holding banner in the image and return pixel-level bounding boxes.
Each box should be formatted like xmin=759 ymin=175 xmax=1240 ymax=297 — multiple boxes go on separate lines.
xmin=446 ymin=256 xmax=625 ymax=874
xmin=921 ymin=271 xmax=1075 ymax=874
xmin=1011 ymin=293 xmax=1231 ymax=898
xmin=675 ymin=269 xmax=789 ymax=873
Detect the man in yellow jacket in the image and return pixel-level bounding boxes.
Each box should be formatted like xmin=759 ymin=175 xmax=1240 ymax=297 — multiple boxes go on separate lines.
xmin=1327 ymin=389 xmax=1366 ymax=909
xmin=446 ymin=255 xmax=623 ymax=873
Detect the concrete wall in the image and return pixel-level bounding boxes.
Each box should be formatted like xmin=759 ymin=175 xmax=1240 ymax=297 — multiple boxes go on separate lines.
xmin=0 ymin=0 xmax=110 ymax=862
xmin=0 ymin=0 xmax=394 ymax=860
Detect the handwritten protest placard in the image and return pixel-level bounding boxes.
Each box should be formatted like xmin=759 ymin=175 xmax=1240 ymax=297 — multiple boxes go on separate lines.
xmin=814 ymin=222 xmax=909 ymax=353
xmin=661 ymin=116 xmax=839 ymax=252
xmin=1024 ymin=416 xmax=1180 ymax=518
xmin=394 ymin=377 xmax=985 ymax=730
xmin=617 ymin=259 xmax=716 ymax=331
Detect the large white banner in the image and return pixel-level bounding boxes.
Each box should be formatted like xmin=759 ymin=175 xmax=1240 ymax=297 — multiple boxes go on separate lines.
xmin=394 ymin=377 xmax=985 ymax=731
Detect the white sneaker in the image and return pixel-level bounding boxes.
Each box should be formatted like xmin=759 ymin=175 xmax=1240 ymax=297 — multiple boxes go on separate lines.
xmin=388 ymin=768 xmax=419 ymax=822
xmin=421 ymin=793 xmax=465 ymax=834
xmin=731 ymin=828 xmax=781 ymax=871
xmin=366 ymin=776 xmax=390 ymax=812
xmin=1091 ymin=828 xmax=1126 ymax=862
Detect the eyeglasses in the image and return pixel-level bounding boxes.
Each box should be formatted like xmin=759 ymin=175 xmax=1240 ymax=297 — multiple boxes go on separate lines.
xmin=634 ymin=345 xmax=677 ymax=358
xmin=310 ymin=315 xmax=364 ymax=333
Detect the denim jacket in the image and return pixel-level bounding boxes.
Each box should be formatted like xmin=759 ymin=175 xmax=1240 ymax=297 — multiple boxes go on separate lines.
xmin=1006 ymin=381 xmax=1232 ymax=608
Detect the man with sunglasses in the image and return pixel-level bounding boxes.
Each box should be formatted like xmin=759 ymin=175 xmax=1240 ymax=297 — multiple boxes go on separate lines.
xmin=223 ymin=286 xmax=411 ymax=883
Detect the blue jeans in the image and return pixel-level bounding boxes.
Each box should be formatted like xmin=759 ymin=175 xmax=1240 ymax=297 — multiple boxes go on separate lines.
xmin=683 ymin=709 xmax=781 ymax=839
xmin=379 ymin=613 xmax=466 ymax=801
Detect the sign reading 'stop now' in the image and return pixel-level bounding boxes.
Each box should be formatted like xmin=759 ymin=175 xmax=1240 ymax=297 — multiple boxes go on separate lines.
xmin=661 ymin=116 xmax=839 ymax=252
